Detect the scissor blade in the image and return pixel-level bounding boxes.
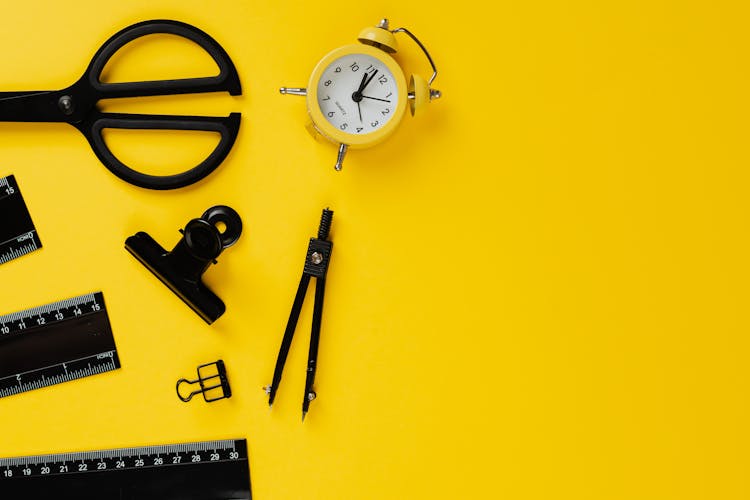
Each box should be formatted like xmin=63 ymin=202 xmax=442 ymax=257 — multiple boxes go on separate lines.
xmin=0 ymin=90 xmax=65 ymax=122
xmin=0 ymin=91 xmax=48 ymax=100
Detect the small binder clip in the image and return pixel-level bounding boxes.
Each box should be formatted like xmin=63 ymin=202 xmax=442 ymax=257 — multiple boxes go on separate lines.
xmin=176 ymin=360 xmax=232 ymax=403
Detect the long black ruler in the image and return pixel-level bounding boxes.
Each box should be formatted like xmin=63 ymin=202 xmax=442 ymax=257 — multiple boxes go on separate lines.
xmin=0 ymin=291 xmax=120 ymax=398
xmin=0 ymin=439 xmax=252 ymax=499
xmin=0 ymin=174 xmax=42 ymax=265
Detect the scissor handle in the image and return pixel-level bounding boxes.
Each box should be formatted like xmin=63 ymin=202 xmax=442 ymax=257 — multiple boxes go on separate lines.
xmin=84 ymin=19 xmax=241 ymax=98
xmin=77 ymin=112 xmax=241 ymax=190
xmin=63 ymin=20 xmax=244 ymax=190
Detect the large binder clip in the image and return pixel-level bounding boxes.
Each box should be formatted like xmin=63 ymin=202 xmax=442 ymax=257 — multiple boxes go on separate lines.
xmin=176 ymin=360 xmax=232 ymax=403
xmin=125 ymin=205 xmax=242 ymax=324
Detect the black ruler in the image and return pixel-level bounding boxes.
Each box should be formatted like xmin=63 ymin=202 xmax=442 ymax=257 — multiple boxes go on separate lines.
xmin=0 ymin=439 xmax=251 ymax=499
xmin=0 ymin=291 xmax=120 ymax=398
xmin=0 ymin=174 xmax=42 ymax=265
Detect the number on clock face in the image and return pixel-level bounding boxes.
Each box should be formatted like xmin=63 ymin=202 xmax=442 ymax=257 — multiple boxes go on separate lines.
xmin=317 ymin=53 xmax=398 ymax=134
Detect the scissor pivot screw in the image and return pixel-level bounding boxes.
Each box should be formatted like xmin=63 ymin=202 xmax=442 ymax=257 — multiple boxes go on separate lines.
xmin=58 ymin=95 xmax=74 ymax=115
xmin=311 ymin=252 xmax=323 ymax=265
xmin=307 ymin=391 xmax=317 ymax=402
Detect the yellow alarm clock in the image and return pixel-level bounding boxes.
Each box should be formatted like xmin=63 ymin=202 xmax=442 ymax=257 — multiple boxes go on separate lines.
xmin=281 ymin=19 xmax=442 ymax=171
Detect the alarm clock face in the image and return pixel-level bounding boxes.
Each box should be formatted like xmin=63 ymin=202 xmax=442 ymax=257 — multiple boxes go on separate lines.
xmin=316 ymin=53 xmax=399 ymax=135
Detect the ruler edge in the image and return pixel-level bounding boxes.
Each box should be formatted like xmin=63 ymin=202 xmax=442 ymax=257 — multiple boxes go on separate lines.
xmin=0 ymin=291 xmax=104 ymax=326
xmin=0 ymin=439 xmax=248 ymax=467
xmin=0 ymin=349 xmax=120 ymax=399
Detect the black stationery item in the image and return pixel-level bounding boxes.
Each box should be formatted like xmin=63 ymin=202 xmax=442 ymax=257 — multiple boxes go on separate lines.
xmin=125 ymin=205 xmax=243 ymax=324
xmin=0 ymin=174 xmax=42 ymax=265
xmin=0 ymin=20 xmax=242 ymax=190
xmin=0 ymin=292 xmax=120 ymax=398
xmin=177 ymin=360 xmax=232 ymax=403
xmin=265 ymin=208 xmax=334 ymax=420
xmin=0 ymin=439 xmax=252 ymax=499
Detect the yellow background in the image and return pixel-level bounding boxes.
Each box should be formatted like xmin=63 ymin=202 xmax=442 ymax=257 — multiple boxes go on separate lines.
xmin=1 ymin=1 xmax=749 ymax=498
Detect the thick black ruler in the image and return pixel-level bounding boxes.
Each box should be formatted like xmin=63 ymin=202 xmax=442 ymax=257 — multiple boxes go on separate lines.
xmin=0 ymin=291 xmax=120 ymax=398
xmin=0 ymin=174 xmax=42 ymax=265
xmin=0 ymin=439 xmax=251 ymax=499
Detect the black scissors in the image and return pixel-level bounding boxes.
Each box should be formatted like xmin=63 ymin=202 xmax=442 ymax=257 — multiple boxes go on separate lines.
xmin=0 ymin=20 xmax=242 ymax=190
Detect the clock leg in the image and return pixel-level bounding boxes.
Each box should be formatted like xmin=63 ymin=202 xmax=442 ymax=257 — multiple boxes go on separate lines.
xmin=334 ymin=144 xmax=348 ymax=171
xmin=280 ymin=87 xmax=307 ymax=96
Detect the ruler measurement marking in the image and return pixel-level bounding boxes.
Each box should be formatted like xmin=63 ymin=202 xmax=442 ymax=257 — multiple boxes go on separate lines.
xmin=0 ymin=243 xmax=39 ymax=265
xmin=0 ymin=293 xmax=103 ymax=341
xmin=0 ymin=440 xmax=242 ymax=465
xmin=0 ymin=230 xmax=37 ymax=248
xmin=0 ymin=294 xmax=99 ymax=324
xmin=0 ymin=350 xmax=118 ymax=398
xmin=0 ymin=440 xmax=247 ymax=481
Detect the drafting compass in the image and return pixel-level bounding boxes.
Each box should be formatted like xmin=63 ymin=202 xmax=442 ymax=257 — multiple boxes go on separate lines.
xmin=265 ymin=209 xmax=334 ymax=420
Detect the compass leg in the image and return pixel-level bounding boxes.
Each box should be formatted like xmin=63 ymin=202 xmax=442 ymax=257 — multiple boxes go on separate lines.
xmin=268 ymin=273 xmax=312 ymax=407
xmin=303 ymin=277 xmax=326 ymax=418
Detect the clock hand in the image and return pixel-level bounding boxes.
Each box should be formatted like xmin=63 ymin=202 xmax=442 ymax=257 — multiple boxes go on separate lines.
xmin=361 ymin=69 xmax=378 ymax=92
xmin=354 ymin=73 xmax=368 ymax=95
xmin=352 ymin=73 xmax=368 ymax=123
xmin=361 ymin=95 xmax=391 ymax=103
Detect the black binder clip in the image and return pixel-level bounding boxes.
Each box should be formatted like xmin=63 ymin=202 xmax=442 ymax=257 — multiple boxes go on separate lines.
xmin=125 ymin=205 xmax=242 ymax=324
xmin=177 ymin=360 xmax=232 ymax=403
xmin=265 ymin=208 xmax=334 ymax=420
